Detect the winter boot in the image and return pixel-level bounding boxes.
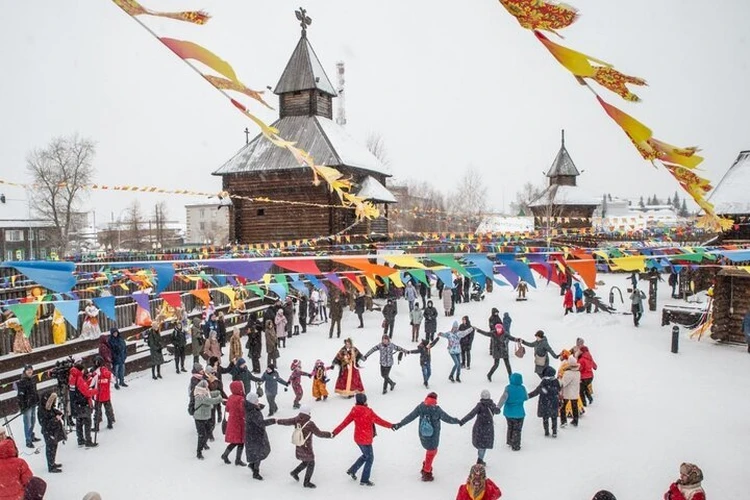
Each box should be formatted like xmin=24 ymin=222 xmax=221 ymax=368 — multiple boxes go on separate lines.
xmin=221 ymin=452 xmax=231 ymax=465
xmin=303 ymin=482 xmax=317 ymax=488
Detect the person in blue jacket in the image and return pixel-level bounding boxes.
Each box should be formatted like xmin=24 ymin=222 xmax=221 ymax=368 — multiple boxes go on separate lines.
xmin=497 ymin=372 xmax=528 ymax=451
xmin=573 ymin=283 xmax=584 ymax=312
xmin=108 ymin=328 xmax=128 ymax=389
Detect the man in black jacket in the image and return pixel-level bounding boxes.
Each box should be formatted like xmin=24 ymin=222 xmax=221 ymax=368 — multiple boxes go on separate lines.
xmin=17 ymin=364 xmax=41 ymax=448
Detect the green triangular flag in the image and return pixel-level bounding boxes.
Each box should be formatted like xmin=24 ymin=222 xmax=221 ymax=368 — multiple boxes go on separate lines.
xmin=8 ymin=303 xmax=39 ymax=338
xmin=274 ymin=274 xmax=289 ymax=293
xmin=247 ymin=284 xmax=265 ymax=300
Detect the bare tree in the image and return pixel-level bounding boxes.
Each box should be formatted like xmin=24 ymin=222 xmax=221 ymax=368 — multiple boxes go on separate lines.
xmin=123 ymin=200 xmax=146 ymax=250
xmin=366 ymin=132 xmax=390 ymax=167
xmin=531 ymin=185 xmax=566 ymax=242
xmin=26 ymin=135 xmax=95 ymax=252
xmin=447 ymin=166 xmax=488 ymax=232
xmin=152 ymin=201 xmax=168 ymax=248
xmin=510 ymin=182 xmax=544 ymax=216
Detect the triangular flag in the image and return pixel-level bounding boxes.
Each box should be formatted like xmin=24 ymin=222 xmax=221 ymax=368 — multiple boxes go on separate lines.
xmin=8 ymin=303 xmax=38 ymax=337
xmin=268 ymin=283 xmax=287 ymax=300
xmin=4 ymin=261 xmax=76 ymax=293
xmin=364 ymin=276 xmax=378 ymax=294
xmin=132 ymin=292 xmax=151 ymax=312
xmin=160 ymin=292 xmax=183 ymax=309
xmin=305 ymin=274 xmax=324 ymax=290
xmin=216 ymin=286 xmax=236 ymax=304
xmin=54 ymin=300 xmax=81 ymax=330
xmin=93 ymin=296 xmax=117 ymax=321
xmin=324 ymin=272 xmax=346 ymax=292
xmin=211 ymin=261 xmax=273 ymax=281
xmin=406 ymin=269 xmax=429 ymax=287
xmin=433 ymin=268 xmax=455 ymax=289
xmin=190 ymin=289 xmax=211 ymax=306
xmin=247 ymin=284 xmax=265 ymax=300
xmin=430 ymin=255 xmax=472 ymax=278
xmin=274 ymin=274 xmax=289 ymax=293
xmin=152 ymin=263 xmax=175 ymax=295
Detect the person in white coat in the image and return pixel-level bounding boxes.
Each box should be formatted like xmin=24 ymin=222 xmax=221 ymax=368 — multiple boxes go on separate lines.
xmin=560 ymin=356 xmax=581 ymax=428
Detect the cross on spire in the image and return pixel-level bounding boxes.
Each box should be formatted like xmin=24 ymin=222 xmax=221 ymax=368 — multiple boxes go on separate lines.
xmin=295 ymin=7 xmax=312 ymax=37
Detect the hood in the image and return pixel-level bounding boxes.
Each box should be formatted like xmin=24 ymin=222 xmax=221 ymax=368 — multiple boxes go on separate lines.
xmin=574 ymin=283 xmax=582 ymax=290
xmin=491 ymin=308 xmax=499 ymax=315
xmin=427 ymin=301 xmax=433 ymax=307
xmin=580 ymin=346 xmax=590 ymax=354
xmin=451 ymin=321 xmax=459 ymax=332
xmin=229 ymin=380 xmax=245 ymax=396
xmin=0 ymin=438 xmax=18 ymax=459
xmin=503 ymin=312 xmax=510 ymax=319
xmin=192 ymin=317 xmax=201 ymax=326
xmin=99 ymin=335 xmax=109 ymax=345
xmin=509 ymin=373 xmax=523 ymax=386
xmin=424 ymin=393 xmax=438 ymax=406
xmin=542 ymin=366 xmax=556 ymax=378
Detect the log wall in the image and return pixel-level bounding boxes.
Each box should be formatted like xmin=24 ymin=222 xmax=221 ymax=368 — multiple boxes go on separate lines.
xmin=710 ymin=273 xmax=750 ymax=343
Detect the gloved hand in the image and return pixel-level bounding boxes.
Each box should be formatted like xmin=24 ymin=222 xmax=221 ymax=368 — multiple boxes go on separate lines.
xmin=392 ymin=423 xmax=400 ymax=431
xmin=284 ymin=387 xmax=288 ymax=392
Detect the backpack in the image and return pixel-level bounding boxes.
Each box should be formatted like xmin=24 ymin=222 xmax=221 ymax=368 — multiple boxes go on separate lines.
xmin=419 ymin=415 xmax=434 ymax=438
xmin=291 ymin=421 xmax=310 ymax=446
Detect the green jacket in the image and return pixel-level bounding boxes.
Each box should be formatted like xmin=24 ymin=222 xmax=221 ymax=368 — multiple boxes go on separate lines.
xmin=193 ymin=390 xmax=222 ymax=421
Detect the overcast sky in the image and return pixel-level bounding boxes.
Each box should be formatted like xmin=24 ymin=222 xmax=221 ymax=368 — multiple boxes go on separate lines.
xmin=1 ymin=0 xmax=749 ymax=225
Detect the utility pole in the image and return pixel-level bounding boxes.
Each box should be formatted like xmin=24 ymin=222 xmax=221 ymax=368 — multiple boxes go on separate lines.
xmin=335 ymin=61 xmax=346 ymax=126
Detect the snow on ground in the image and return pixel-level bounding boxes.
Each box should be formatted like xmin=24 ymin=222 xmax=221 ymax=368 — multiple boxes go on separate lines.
xmin=7 ymin=275 xmax=748 ymax=499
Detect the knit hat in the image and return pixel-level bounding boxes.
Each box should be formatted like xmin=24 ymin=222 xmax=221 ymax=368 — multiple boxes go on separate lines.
xmin=480 ymin=389 xmax=491 ymax=400
xmin=204 ymin=365 xmax=216 ymax=375
xmin=22 ymin=364 xmax=33 ymax=372
xmin=299 ymin=405 xmax=311 ymax=416
xmin=82 ymin=492 xmax=102 ymax=500
xmin=192 ymin=362 xmax=204 ymax=374
xmin=246 ymin=392 xmax=259 ymax=405
xmin=535 ymin=330 xmax=545 ymax=338
xmin=592 ymin=491 xmax=617 ymax=500
xmin=679 ymin=463 xmax=703 ymax=485
xmin=452 ymin=320 xmax=459 ymax=330
xmin=427 ymin=392 xmax=438 ymax=400
xmin=236 ymin=358 xmax=246 ymax=367
xmin=494 ymin=324 xmax=504 ymax=334
xmin=290 ymin=359 xmax=301 ymax=370
xmin=355 ymin=393 xmax=367 ymax=405
xmin=24 ymin=476 xmax=47 ymax=500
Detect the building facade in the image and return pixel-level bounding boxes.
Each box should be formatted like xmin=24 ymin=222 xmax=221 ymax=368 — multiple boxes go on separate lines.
xmin=185 ymin=202 xmax=230 ymax=246
xmin=0 ymin=221 xmax=58 ymax=261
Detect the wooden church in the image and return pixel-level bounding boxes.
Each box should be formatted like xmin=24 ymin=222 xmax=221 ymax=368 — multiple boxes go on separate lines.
xmin=213 ymin=10 xmax=394 ymax=244
xmin=529 ymin=131 xmax=600 ymax=230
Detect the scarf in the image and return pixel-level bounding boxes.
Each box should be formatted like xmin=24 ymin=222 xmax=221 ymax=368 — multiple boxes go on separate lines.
xmin=677 ymin=482 xmax=705 ymax=500
xmin=466 ymin=464 xmax=486 ymax=500
xmin=193 ymin=382 xmax=209 ymax=398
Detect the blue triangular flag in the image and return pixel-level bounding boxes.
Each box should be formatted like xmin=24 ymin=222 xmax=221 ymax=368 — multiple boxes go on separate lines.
xmin=93 ymin=296 xmax=116 ymax=321
xmin=55 ymin=300 xmax=81 ymax=329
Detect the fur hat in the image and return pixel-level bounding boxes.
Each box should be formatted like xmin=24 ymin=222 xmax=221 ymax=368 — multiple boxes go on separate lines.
xmin=480 ymin=389 xmax=491 ymax=400
xmin=299 ymin=405 xmax=311 ymax=416
xmin=535 ymin=330 xmax=545 ymax=338
xmin=245 ymin=392 xmax=259 ymax=405
xmin=679 ymin=463 xmax=703 ymax=485
xmin=82 ymin=493 xmax=102 ymax=500
xmin=355 ymin=393 xmax=367 ymax=405
xmin=592 ymin=491 xmax=617 ymax=500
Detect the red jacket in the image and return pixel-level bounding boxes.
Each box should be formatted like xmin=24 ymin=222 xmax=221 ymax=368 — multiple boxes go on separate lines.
xmin=94 ymin=366 xmax=113 ymax=403
xmin=456 ymin=479 xmax=502 ymax=500
xmin=578 ymin=348 xmax=597 ymax=380
xmin=563 ymin=289 xmax=574 ymax=308
xmin=665 ymin=482 xmax=705 ymax=500
xmin=224 ymin=381 xmax=245 ymax=445
xmin=69 ymin=367 xmax=96 ymax=402
xmin=0 ymin=438 xmax=33 ymax=500
xmin=333 ymin=404 xmax=392 ymax=445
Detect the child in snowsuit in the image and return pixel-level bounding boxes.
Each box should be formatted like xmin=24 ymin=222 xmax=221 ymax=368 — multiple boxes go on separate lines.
xmin=497 ymin=372 xmax=528 ymax=451
xmin=261 ymin=364 xmax=288 ymax=416
xmin=276 ymin=405 xmax=334 ymax=489
xmin=92 ymin=357 xmax=115 ymax=432
xmin=563 ymin=287 xmax=574 ymax=315
xmin=311 ymin=360 xmax=332 ymax=401
xmin=408 ymin=337 xmax=440 ymax=388
xmin=288 ymin=359 xmax=311 ymax=409
xmin=527 ymin=365 xmax=561 ymax=437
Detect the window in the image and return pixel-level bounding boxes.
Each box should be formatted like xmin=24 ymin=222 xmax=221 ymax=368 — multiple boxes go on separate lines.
xmin=256 ymin=209 xmax=265 ymax=216
xmin=5 ymin=230 xmax=23 ymax=242
xmin=39 ymin=248 xmax=47 ymax=259
xmin=200 ymin=209 xmax=205 ymax=218
xmin=211 ymin=222 xmax=218 ymax=230
xmin=199 ymin=222 xmax=205 ymax=230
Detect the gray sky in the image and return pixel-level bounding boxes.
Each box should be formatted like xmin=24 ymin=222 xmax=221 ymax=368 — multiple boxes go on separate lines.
xmin=1 ymin=0 xmax=749 ymax=225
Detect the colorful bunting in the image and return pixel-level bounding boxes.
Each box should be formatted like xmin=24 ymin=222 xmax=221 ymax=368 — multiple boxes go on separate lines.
xmin=273 ymin=259 xmax=322 ymax=275
xmin=8 ymin=303 xmax=39 ymax=337
xmin=429 ymin=255 xmax=472 ymax=278
xmin=324 ymin=272 xmax=346 ymax=293
xmin=190 ymin=289 xmax=211 ymax=306
xmin=153 ymin=263 xmax=175 ymax=295
xmin=160 ymin=292 xmax=183 ymax=309
xmin=93 ymin=296 xmax=117 ymax=322
xmin=499 ymin=0 xmax=579 ymax=36
xmin=54 ymin=300 xmax=81 ymax=330
xmin=211 ymin=261 xmax=273 ymax=282
xmin=131 ymin=292 xmax=151 ymax=312
xmin=2 ymin=261 xmax=76 ymax=293
xmin=566 ymin=259 xmax=598 ymax=289
xmin=111 ymin=0 xmax=210 ymax=24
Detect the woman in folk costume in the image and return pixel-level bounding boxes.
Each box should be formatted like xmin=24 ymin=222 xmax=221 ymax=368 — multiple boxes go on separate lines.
xmin=52 ymin=309 xmax=67 ymax=345
xmin=664 ymin=462 xmax=706 ymax=500
xmin=81 ymin=300 xmax=101 ymax=340
xmin=455 ymin=463 xmax=502 ymax=500
xmin=4 ymin=312 xmax=33 ymax=354
xmin=311 ymin=359 xmax=332 ymax=401
xmin=333 ymin=338 xmax=365 ymax=397
xmin=228 ymin=328 xmax=243 ymax=364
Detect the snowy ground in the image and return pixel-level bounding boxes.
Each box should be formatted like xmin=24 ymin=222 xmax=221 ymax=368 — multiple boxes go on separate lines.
xmin=7 ymin=274 xmax=748 ymax=499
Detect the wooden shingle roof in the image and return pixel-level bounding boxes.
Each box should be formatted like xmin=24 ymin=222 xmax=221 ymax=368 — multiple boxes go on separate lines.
xmin=273 ymin=35 xmax=337 ymax=96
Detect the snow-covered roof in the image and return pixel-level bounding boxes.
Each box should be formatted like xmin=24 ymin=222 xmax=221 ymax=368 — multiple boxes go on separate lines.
xmin=213 ymin=115 xmax=388 ymax=177
xmin=529 ymin=185 xmax=600 ymax=207
xmin=708 ymin=150 xmax=750 ymax=215
xmin=356 ymin=176 xmax=396 ymax=203
xmin=476 ymin=216 xmax=535 ymax=234
xmin=274 ymin=35 xmax=337 ymax=96
xmin=0 ymin=219 xmax=55 ymax=229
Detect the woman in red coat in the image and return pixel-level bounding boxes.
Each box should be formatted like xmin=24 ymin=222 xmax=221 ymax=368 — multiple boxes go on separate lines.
xmin=0 ymin=433 xmax=33 ymax=500
xmin=563 ymin=288 xmax=574 ymax=315
xmin=221 ymin=380 xmax=246 ymax=466
xmin=456 ymin=463 xmax=501 ymax=500
xmin=332 ymin=393 xmax=393 ymax=487
xmin=577 ymin=346 xmax=597 ymax=406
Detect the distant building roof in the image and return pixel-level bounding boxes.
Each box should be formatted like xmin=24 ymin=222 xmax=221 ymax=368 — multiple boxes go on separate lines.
xmin=0 ymin=219 xmax=55 ymax=229
xmin=356 ymin=176 xmax=396 ymax=203
xmin=546 ymin=130 xmax=580 ymax=178
xmin=529 ymin=185 xmax=600 ymax=208
xmin=274 ymin=35 xmax=337 ymax=96
xmin=708 ymin=150 xmax=750 ymax=215
xmin=213 ymin=115 xmax=389 ymax=176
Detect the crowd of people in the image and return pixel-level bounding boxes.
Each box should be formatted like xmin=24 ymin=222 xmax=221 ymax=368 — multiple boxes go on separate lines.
xmin=1 ymin=275 xmax=710 ymax=499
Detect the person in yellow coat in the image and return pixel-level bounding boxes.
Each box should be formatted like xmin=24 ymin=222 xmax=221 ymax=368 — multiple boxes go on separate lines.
xmin=52 ymin=309 xmax=67 ymax=345
xmin=311 ymin=360 xmax=332 ymax=402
